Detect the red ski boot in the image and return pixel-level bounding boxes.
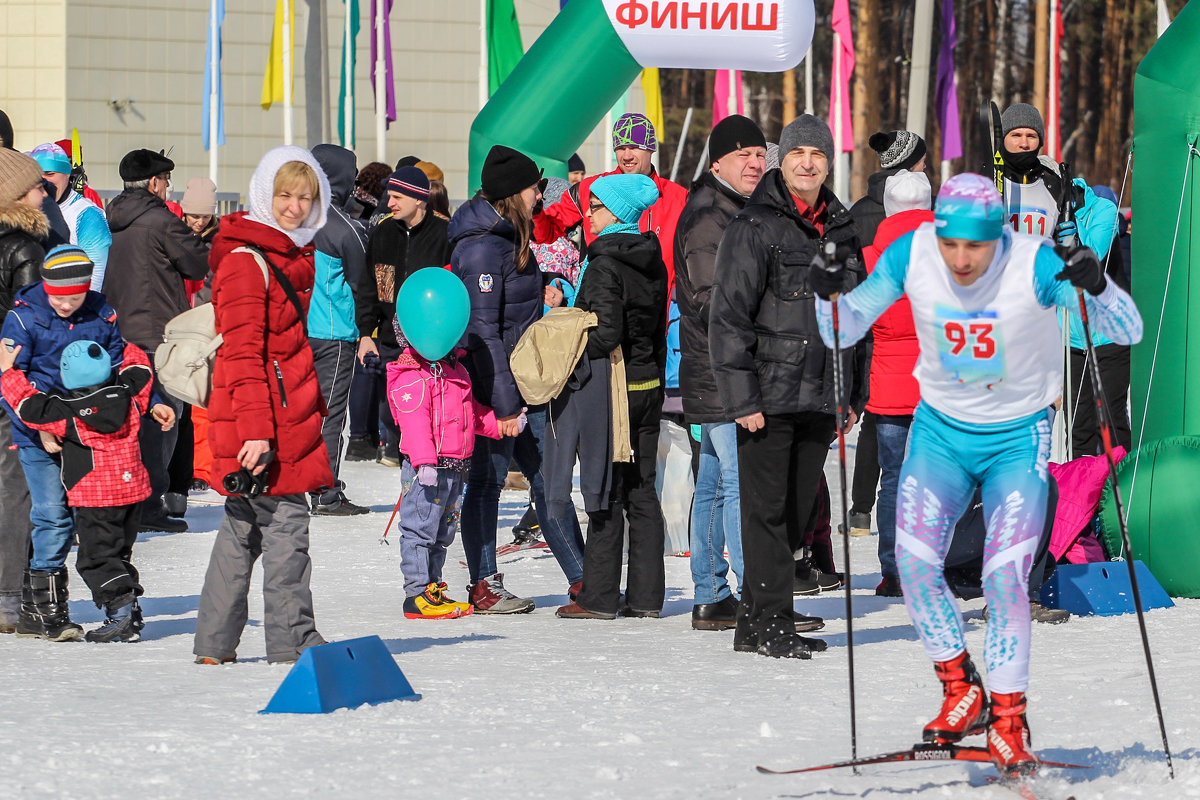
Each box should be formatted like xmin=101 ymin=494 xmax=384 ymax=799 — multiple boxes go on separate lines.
xmin=987 ymin=692 xmax=1040 ymax=776
xmin=923 ymin=651 xmax=988 ymax=743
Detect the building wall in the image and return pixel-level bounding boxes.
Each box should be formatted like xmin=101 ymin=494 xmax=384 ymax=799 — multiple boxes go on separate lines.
xmin=1 ymin=0 xmax=645 ymax=202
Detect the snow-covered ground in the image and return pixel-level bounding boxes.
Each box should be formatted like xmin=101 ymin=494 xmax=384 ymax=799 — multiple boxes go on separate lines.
xmin=0 ymin=444 xmax=1195 ymax=800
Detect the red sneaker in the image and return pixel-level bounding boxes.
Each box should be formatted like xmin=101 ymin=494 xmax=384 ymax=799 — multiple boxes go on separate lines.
xmin=467 ymin=573 xmax=535 ymax=614
xmin=923 ymin=651 xmax=988 ymax=743
xmin=988 ymin=692 xmax=1040 ymax=776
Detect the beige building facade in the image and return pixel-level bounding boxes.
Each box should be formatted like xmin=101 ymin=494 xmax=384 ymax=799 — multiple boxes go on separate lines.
xmin=2 ymin=0 xmax=648 ymax=202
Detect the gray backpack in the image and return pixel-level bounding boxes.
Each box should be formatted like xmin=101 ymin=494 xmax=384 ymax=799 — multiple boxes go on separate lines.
xmin=153 ymin=247 xmax=269 ymax=408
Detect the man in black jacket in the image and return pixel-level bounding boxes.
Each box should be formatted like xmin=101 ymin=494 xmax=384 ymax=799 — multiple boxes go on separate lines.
xmin=104 ymin=149 xmax=210 ymax=533
xmin=358 ymin=167 xmax=453 ymax=465
xmin=676 ymin=115 xmax=769 ymax=630
xmin=710 ymin=114 xmax=866 ymax=659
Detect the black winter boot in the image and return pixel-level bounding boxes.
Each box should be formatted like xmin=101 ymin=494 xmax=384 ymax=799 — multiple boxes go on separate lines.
xmin=86 ymin=593 xmax=140 ymax=643
xmin=16 ymin=568 xmax=84 ymax=642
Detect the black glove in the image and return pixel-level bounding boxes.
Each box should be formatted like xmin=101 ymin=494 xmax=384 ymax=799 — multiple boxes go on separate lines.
xmin=1054 ymin=244 xmax=1106 ymax=296
xmin=361 ymin=351 xmax=386 ymax=377
xmin=809 ymin=248 xmax=845 ymax=301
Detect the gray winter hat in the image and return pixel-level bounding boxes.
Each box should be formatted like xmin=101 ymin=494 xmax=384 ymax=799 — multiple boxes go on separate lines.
xmin=1001 ymin=103 xmax=1046 ymax=142
xmin=778 ymin=114 xmax=835 ymax=173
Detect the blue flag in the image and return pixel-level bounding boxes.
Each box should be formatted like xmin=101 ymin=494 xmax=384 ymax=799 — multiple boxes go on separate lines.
xmin=202 ymin=0 xmax=225 ymax=150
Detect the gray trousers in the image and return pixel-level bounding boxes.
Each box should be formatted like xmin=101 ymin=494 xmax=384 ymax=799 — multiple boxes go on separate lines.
xmin=193 ymin=494 xmax=325 ymax=663
xmin=0 ymin=408 xmax=31 ymax=597
xmin=310 ymin=338 xmax=355 ymax=504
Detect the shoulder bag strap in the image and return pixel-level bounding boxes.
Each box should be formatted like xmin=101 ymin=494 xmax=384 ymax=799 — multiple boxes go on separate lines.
xmin=233 ymin=245 xmax=309 ymax=338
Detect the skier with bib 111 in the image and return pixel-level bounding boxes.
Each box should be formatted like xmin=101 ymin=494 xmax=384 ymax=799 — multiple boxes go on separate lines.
xmin=810 ymin=173 xmax=1143 ymax=776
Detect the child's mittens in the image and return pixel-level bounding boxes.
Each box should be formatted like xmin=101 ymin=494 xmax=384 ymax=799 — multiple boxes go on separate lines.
xmin=416 ymin=464 xmax=438 ymax=487
xmin=516 ymin=408 xmax=528 ymax=434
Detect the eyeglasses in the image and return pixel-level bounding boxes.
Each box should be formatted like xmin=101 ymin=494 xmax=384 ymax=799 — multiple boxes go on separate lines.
xmin=588 ymin=202 xmax=605 ymax=212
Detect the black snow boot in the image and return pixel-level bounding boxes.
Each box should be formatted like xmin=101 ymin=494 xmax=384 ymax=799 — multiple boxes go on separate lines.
xmin=86 ymin=593 xmax=140 ymax=643
xmin=16 ymin=568 xmax=84 ymax=642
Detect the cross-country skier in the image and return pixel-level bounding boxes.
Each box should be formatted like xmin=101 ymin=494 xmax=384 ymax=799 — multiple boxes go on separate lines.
xmin=810 ymin=173 xmax=1143 ymax=775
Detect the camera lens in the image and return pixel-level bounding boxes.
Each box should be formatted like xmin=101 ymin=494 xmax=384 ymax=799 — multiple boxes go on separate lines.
xmin=222 ymin=470 xmax=249 ymax=495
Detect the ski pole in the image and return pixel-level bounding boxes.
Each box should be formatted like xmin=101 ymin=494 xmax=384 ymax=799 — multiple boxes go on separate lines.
xmin=1074 ymin=287 xmax=1174 ymax=780
xmin=380 ymin=492 xmax=403 ymax=545
xmin=821 ymin=241 xmax=858 ymax=771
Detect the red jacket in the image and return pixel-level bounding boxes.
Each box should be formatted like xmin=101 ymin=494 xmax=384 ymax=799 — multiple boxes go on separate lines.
xmin=861 ymin=210 xmax=933 ymax=416
xmin=207 ymin=212 xmax=332 ymax=496
xmin=1 ymin=343 xmax=153 ymax=507
xmin=536 ymin=168 xmax=688 ymax=298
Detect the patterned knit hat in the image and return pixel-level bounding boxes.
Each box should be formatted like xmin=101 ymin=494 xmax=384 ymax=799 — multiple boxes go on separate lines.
xmin=868 ymin=130 xmax=927 ymax=171
xmin=42 ymin=244 xmax=94 ymax=295
xmin=386 ymin=166 xmax=430 ymax=200
xmin=30 ymin=143 xmax=71 ymax=175
xmin=590 ymin=173 xmax=660 ymax=224
xmin=60 ymin=340 xmax=112 ymax=391
xmin=0 ymin=148 xmax=44 ymax=205
xmin=934 ymin=173 xmax=1005 ymax=241
xmin=611 ymin=113 xmax=657 ymax=153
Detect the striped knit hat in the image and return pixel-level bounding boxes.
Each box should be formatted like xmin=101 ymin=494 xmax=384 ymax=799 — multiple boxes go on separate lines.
xmin=41 ymin=245 xmax=94 ymax=295
xmin=385 ymin=166 xmax=430 ymax=201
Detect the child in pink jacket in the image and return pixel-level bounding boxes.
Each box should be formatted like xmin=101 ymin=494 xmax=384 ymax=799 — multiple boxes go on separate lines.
xmin=387 ymin=345 xmax=518 ymax=619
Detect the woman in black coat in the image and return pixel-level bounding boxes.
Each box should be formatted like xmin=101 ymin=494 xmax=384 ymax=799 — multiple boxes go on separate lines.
xmin=552 ymin=173 xmax=669 ymax=620
xmin=450 ymin=145 xmax=586 ymax=613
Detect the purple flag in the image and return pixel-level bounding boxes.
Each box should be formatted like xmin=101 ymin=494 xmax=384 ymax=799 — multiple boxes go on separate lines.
xmin=935 ymin=0 xmax=962 ymax=161
xmin=371 ymin=0 xmax=396 ymax=127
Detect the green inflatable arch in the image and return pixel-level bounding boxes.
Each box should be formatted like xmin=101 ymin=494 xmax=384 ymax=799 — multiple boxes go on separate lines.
xmin=1098 ymin=0 xmax=1200 ymax=598
xmin=1098 ymin=438 xmax=1200 ymax=598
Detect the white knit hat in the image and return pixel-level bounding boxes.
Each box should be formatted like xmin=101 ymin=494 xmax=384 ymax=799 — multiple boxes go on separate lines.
xmin=246 ymin=145 xmax=330 ymax=247
xmin=883 ymin=170 xmax=932 ymax=217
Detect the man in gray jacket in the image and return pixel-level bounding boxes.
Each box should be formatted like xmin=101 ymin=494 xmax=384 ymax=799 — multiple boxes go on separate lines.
xmin=308 ymin=144 xmax=371 ymax=515
xmin=104 ymin=149 xmax=210 ymax=533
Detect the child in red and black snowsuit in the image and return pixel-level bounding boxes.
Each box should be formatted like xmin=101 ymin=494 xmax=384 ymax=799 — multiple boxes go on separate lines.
xmin=0 ymin=338 xmax=154 ymax=643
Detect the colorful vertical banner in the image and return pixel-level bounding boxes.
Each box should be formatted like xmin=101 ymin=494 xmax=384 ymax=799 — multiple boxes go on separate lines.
xmin=712 ymin=70 xmax=744 ymax=123
xmin=261 ymin=0 xmax=294 ymax=109
xmin=488 ymin=0 xmax=525 ymax=97
xmin=829 ymin=0 xmax=855 ymax=152
xmin=935 ymin=0 xmax=961 ymax=160
xmin=641 ymin=68 xmax=664 ymax=135
xmin=203 ymin=0 xmax=225 ymax=149
xmin=338 ymin=0 xmax=359 ymax=148
xmin=371 ymin=0 xmax=395 ymax=127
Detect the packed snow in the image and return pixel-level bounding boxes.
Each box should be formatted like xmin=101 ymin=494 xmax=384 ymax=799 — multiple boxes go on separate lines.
xmin=0 ymin=441 xmax=1195 ymax=799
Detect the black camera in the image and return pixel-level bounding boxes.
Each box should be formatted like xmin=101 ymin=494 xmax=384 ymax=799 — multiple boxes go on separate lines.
xmin=222 ymin=450 xmax=275 ymax=499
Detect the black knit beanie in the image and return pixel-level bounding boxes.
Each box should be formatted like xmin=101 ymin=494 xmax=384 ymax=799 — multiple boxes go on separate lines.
xmin=709 ymin=114 xmax=767 ymax=163
xmin=480 ymin=145 xmax=543 ymax=200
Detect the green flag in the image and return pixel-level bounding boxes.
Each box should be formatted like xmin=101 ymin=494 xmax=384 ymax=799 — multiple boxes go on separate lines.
xmin=487 ymin=0 xmax=523 ymax=97
xmin=337 ymin=0 xmax=359 ymax=149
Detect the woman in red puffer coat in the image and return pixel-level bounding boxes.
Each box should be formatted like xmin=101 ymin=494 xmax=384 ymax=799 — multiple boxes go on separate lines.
xmin=193 ymin=145 xmax=333 ymax=666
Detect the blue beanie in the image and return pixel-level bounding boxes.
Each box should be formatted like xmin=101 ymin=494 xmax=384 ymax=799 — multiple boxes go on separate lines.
xmin=30 ymin=143 xmax=71 ymax=175
xmin=60 ymin=340 xmax=112 ymax=391
xmin=590 ymin=174 xmax=660 ymax=224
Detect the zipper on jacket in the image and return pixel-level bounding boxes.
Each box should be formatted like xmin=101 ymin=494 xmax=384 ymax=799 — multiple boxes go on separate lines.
xmin=273 ymin=360 xmax=288 ymax=408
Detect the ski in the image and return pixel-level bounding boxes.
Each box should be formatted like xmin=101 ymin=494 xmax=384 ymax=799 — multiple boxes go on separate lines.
xmin=495 ymin=540 xmax=549 ymax=558
xmin=979 ymin=100 xmax=1005 ymax=198
xmin=756 ymin=742 xmax=1087 ymax=775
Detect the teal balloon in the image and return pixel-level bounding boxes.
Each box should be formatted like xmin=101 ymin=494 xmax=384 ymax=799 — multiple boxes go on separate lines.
xmin=395 ymin=267 xmax=470 ymax=361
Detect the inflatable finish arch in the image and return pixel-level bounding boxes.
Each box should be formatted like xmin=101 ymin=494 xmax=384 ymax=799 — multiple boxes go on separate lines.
xmin=467 ymin=0 xmax=815 ymax=192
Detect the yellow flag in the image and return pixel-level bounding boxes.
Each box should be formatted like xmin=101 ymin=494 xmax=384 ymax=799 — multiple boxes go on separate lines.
xmin=641 ymin=69 xmax=664 ymax=139
xmin=261 ymin=0 xmax=295 ymax=110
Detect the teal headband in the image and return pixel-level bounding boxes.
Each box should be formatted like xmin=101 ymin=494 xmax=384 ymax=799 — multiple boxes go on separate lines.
xmin=934 ymin=213 xmax=1003 ymax=242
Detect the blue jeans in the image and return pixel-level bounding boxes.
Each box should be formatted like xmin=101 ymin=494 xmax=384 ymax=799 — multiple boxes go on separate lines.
xmin=17 ymin=447 xmax=74 ymax=571
xmin=689 ymin=421 xmax=743 ymax=604
xmin=875 ymin=414 xmax=912 ymax=582
xmin=460 ymin=408 xmax=585 ymax=585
